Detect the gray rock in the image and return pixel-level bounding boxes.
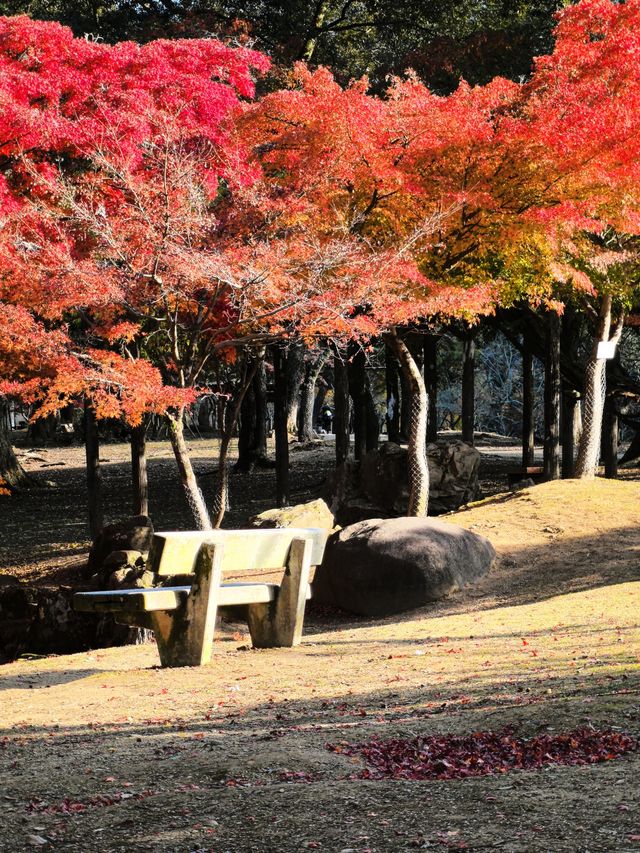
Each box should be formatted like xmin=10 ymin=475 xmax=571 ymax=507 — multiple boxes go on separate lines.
xmin=313 ymin=516 xmax=495 ymax=617
xmin=108 ymin=568 xmax=135 ymax=589
xmin=103 ymin=549 xmax=144 ymax=569
xmin=86 ymin=515 xmax=154 ymax=577
xmin=134 ymin=570 xmax=156 ymax=589
xmin=250 ymin=498 xmax=335 ymax=531
xmin=359 ymin=441 xmax=481 ymax=516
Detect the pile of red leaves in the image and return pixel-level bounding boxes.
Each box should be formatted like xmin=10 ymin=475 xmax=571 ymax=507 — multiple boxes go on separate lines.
xmin=327 ymin=728 xmax=637 ymax=781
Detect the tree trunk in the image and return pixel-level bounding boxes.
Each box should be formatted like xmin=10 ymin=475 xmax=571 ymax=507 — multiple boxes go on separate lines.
xmin=561 ymin=388 xmax=579 ymax=479
xmin=602 ymin=393 xmax=619 ymax=479
xmin=312 ymin=377 xmax=328 ymax=426
xmin=384 ymin=330 xmax=429 ymax=517
xmin=273 ymin=346 xmax=290 ymax=508
xmin=348 ymin=347 xmax=367 ymax=461
xmin=212 ymin=358 xmax=261 ymax=528
xmin=298 ymin=351 xmax=328 ymax=443
xmin=521 ymin=342 xmax=535 ymax=468
xmin=0 ymin=404 xmax=31 ymax=490
xmin=461 ymin=332 xmax=476 ymax=445
xmin=619 ymin=428 xmax=640 ymax=466
xmin=285 ymin=341 xmax=306 ymax=436
xmin=364 ymin=381 xmax=380 ymax=452
xmin=334 ymin=354 xmax=350 ymax=467
xmin=167 ymin=408 xmax=212 ymax=530
xmin=385 ymin=343 xmax=401 ymax=443
xmin=237 ymin=354 xmax=269 ymax=472
xmin=299 ymin=0 xmax=331 ymax=61
xmin=544 ymin=311 xmax=561 ymax=481
xmin=130 ymin=421 xmax=149 ymax=517
xmin=84 ymin=401 xmax=104 ymax=539
xmin=424 ymin=333 xmax=439 ymax=443
xmin=575 ymin=296 xmax=623 ymax=478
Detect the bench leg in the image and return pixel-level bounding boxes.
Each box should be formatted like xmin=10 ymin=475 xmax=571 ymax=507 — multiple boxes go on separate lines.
xmin=150 ymin=542 xmax=223 ymax=667
xmin=247 ymin=537 xmax=312 ymax=648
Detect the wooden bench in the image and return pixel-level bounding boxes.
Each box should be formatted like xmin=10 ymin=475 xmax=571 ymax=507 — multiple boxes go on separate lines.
xmin=74 ymin=527 xmax=328 ymax=668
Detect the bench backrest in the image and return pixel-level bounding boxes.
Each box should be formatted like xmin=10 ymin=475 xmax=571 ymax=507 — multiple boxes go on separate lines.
xmin=147 ymin=528 xmax=328 ymax=577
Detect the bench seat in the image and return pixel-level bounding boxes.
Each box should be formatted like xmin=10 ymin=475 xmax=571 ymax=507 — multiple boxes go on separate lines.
xmin=75 ymin=581 xmax=312 ymax=613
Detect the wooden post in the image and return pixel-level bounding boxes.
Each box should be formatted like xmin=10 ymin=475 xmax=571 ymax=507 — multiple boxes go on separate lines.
xmin=130 ymin=422 xmax=149 ymax=517
xmin=247 ymin=538 xmax=313 ymax=648
xmin=522 ymin=342 xmax=535 ymax=468
xmin=544 ymin=312 xmax=561 ymax=481
xmin=84 ymin=400 xmax=103 ymax=539
xmin=461 ymin=332 xmax=476 ymax=445
xmin=151 ymin=542 xmax=223 ymax=667
xmin=273 ymin=345 xmax=290 ymax=507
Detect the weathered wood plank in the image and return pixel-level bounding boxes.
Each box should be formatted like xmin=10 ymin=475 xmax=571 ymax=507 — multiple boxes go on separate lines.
xmin=147 ymin=528 xmax=327 ymax=576
xmin=152 ymin=541 xmax=225 ymax=667
xmin=247 ymin=537 xmax=313 ymax=648
xmin=74 ymin=581 xmax=309 ymax=613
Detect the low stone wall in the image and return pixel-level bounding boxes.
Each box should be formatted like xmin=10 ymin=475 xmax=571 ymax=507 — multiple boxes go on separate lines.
xmin=0 ymin=576 xmax=149 ymax=664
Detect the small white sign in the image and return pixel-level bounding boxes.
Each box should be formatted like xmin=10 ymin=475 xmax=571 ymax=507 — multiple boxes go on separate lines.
xmin=597 ymin=340 xmax=617 ymax=360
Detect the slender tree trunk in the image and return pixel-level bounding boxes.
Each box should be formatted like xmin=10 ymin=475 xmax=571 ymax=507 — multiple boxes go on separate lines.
xmin=237 ymin=353 xmax=269 ymax=472
xmin=299 ymin=0 xmax=331 ymax=61
xmin=298 ymin=352 xmax=328 ymax=443
xmin=575 ymin=296 xmax=623 ymax=478
xmin=167 ymin=407 xmax=212 ymax=530
xmin=0 ymin=404 xmax=31 ymax=490
xmin=424 ymin=333 xmax=439 ymax=443
xmin=384 ymin=330 xmax=429 ymax=517
xmin=313 ymin=378 xmax=328 ymax=426
xmin=461 ymin=332 xmax=476 ymax=445
xmin=285 ymin=341 xmax=306 ymax=436
xmin=399 ymin=357 xmax=412 ymax=442
xmin=130 ymin=421 xmax=149 ymax=517
xmin=561 ymin=388 xmax=579 ymax=479
xmin=385 ymin=343 xmax=401 ymax=443
xmin=273 ymin=346 xmax=290 ymax=508
xmin=521 ymin=342 xmax=535 ymax=468
xmin=364 ymin=381 xmax=380 ymax=452
xmin=544 ymin=312 xmax=562 ymax=481
xmin=212 ymin=358 xmax=261 ymax=528
xmin=620 ymin=428 xmax=640 ymax=466
xmin=334 ymin=354 xmax=350 ymax=467
xmin=348 ymin=346 xmax=367 ymax=461
xmin=84 ymin=401 xmax=104 ymax=539
xmin=603 ymin=393 xmax=619 ymax=479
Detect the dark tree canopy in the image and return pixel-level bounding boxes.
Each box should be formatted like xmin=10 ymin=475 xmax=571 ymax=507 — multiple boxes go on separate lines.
xmin=0 ymin=0 xmax=570 ymax=91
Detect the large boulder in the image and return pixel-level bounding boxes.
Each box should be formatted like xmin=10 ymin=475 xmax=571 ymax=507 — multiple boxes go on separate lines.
xmin=250 ymin=498 xmax=335 ymax=531
xmin=313 ymin=517 xmax=495 ymax=617
xmin=359 ymin=440 xmax=481 ymax=516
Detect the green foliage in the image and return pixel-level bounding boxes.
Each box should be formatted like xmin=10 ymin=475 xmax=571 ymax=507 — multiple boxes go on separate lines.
xmin=0 ymin=0 xmax=568 ymax=91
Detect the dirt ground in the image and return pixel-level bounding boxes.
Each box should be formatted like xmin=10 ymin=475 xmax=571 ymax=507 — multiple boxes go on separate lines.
xmin=1 ymin=438 xmax=640 ymax=851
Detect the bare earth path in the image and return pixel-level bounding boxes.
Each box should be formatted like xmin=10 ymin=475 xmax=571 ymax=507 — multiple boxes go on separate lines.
xmin=1 ymin=474 xmax=640 ymax=851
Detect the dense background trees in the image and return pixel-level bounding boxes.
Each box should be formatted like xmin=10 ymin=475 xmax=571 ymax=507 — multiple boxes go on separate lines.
xmin=2 ymin=0 xmax=640 ymax=530
xmin=0 ymin=0 xmax=568 ymax=89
